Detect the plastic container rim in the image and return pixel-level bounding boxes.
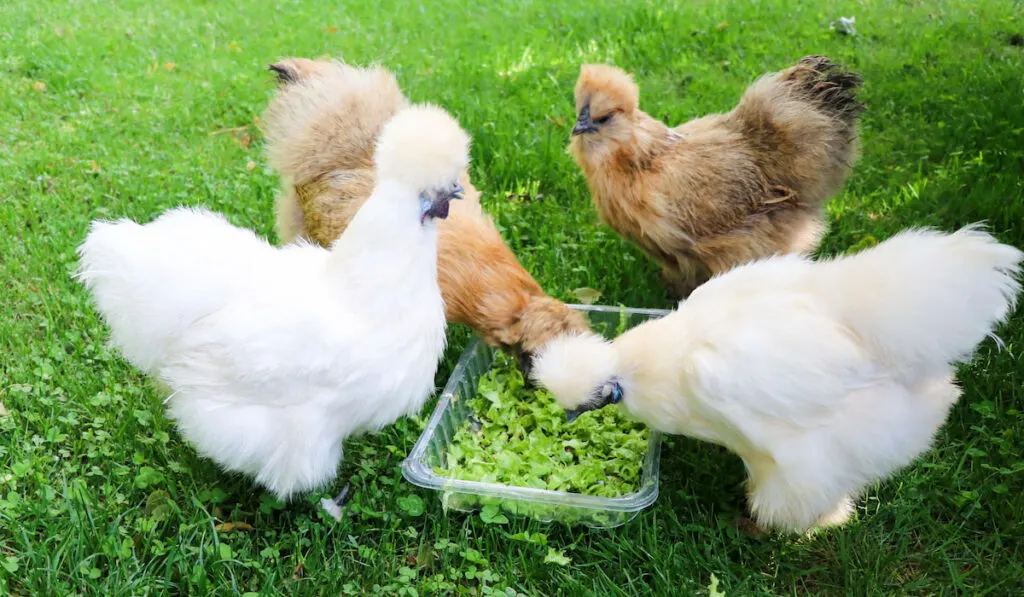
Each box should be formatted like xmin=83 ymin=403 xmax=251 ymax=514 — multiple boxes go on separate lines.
xmin=401 ymin=303 xmax=671 ymax=514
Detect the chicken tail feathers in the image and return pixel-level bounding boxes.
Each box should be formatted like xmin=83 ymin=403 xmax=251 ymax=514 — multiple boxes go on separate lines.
xmin=76 ymin=218 xmax=167 ymax=372
xmin=262 ymin=59 xmax=408 ymax=192
xmin=821 ymin=224 xmax=1023 ymax=378
xmin=268 ymin=57 xmax=336 ymax=86
xmin=268 ymin=61 xmax=300 ymax=85
xmin=75 ymin=208 xmax=252 ymax=374
xmin=733 ymin=55 xmax=865 ymax=142
xmin=787 ymin=55 xmax=865 ymax=135
xmin=727 ymin=55 xmax=864 ymax=208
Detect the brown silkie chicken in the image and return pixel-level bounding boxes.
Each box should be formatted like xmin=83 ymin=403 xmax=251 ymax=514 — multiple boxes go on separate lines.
xmin=569 ymin=56 xmax=864 ymax=297
xmin=264 ymin=58 xmax=590 ymax=372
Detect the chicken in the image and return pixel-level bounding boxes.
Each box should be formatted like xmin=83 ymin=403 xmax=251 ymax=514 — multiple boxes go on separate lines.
xmin=569 ymin=56 xmax=864 ymax=297
xmin=76 ymin=104 xmax=470 ymax=500
xmin=264 ymin=57 xmax=590 ymax=373
xmin=532 ymin=225 xmax=1022 ymax=533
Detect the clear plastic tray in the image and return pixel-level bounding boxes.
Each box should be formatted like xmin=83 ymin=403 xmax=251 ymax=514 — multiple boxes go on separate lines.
xmin=401 ymin=304 xmax=671 ymax=529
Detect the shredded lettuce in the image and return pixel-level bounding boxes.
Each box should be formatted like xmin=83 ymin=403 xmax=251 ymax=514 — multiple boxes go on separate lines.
xmin=436 ymin=351 xmax=648 ymax=497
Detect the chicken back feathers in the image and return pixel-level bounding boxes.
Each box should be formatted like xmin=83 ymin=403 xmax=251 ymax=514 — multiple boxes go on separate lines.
xmin=264 ymin=57 xmax=590 ymax=366
xmin=533 ymin=225 xmax=1022 ymax=532
xmin=569 ymin=56 xmax=864 ymax=297
xmin=77 ymin=104 xmax=470 ymax=499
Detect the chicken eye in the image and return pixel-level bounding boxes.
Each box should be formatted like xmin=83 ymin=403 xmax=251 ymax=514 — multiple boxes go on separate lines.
xmin=594 ymin=114 xmax=612 ymax=125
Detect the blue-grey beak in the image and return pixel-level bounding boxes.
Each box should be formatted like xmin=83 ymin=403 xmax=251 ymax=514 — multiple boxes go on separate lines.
xmin=572 ymin=105 xmax=598 ymax=136
xmin=564 ymin=379 xmax=623 ymax=422
xmin=420 ymin=181 xmax=465 ymax=223
xmin=510 ymin=345 xmax=535 ymax=381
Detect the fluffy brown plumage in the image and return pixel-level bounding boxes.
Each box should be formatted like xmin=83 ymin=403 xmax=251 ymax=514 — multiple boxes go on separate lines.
xmin=264 ymin=58 xmax=590 ymax=369
xmin=569 ymin=56 xmax=864 ymax=296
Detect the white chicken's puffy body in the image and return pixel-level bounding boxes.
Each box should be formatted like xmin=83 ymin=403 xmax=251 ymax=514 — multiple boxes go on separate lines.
xmin=77 ymin=104 xmax=470 ymax=499
xmin=615 ymin=255 xmax=959 ymax=532
xmin=534 ymin=225 xmax=1022 ymax=532
xmin=78 ymin=202 xmax=446 ymax=498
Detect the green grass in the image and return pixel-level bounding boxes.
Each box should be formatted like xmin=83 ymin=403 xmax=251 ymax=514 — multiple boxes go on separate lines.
xmin=1 ymin=0 xmax=1023 ymax=594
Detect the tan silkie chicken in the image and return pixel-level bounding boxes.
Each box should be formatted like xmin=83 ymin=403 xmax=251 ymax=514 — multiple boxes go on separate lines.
xmin=569 ymin=56 xmax=864 ymax=296
xmin=264 ymin=58 xmax=590 ymax=372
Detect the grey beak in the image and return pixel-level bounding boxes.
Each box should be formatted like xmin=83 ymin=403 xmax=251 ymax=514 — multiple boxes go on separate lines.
xmin=564 ymin=379 xmax=623 ymax=422
xmin=512 ymin=346 xmax=534 ymax=381
xmin=572 ymin=105 xmax=598 ymax=136
xmin=452 ymin=182 xmax=465 ymax=200
xmin=572 ymin=120 xmax=598 ymax=136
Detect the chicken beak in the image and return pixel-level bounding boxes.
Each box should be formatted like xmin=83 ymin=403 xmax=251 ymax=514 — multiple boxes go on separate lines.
xmin=512 ymin=346 xmax=534 ymax=380
xmin=564 ymin=380 xmax=623 ymax=422
xmin=572 ymin=120 xmax=598 ymax=136
xmin=565 ymin=403 xmax=600 ymax=423
xmin=572 ymin=105 xmax=598 ymax=136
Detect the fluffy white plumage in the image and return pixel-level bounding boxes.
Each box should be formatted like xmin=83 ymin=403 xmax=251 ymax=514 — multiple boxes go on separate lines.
xmin=76 ymin=104 xmax=470 ymax=499
xmin=533 ymin=225 xmax=1022 ymax=532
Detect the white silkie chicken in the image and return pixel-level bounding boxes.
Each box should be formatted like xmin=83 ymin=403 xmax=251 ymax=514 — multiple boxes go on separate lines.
xmin=76 ymin=104 xmax=470 ymax=500
xmin=532 ymin=225 xmax=1022 ymax=533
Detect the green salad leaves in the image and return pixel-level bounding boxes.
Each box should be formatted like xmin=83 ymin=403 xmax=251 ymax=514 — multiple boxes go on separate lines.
xmin=437 ymin=351 xmax=648 ymax=498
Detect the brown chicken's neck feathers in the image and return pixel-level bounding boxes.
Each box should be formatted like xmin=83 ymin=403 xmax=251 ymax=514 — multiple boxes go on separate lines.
xmin=517 ymin=295 xmax=590 ymax=353
xmin=469 ymin=282 xmax=587 ymax=353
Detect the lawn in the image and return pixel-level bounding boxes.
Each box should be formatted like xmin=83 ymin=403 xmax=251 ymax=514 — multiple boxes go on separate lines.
xmin=2 ymin=0 xmax=1023 ymax=594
